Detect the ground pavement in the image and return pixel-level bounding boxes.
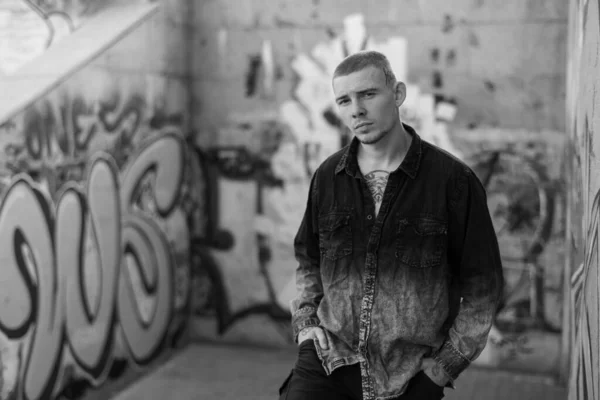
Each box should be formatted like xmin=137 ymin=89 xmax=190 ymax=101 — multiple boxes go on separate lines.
xmin=111 ymin=343 xmax=567 ymax=400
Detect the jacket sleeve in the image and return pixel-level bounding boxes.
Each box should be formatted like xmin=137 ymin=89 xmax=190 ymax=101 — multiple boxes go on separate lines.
xmin=290 ymin=168 xmax=323 ymax=342
xmin=432 ymin=167 xmax=504 ymax=381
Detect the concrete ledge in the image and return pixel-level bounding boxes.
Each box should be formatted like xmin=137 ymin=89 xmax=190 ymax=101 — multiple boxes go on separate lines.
xmin=0 ymin=1 xmax=159 ymax=123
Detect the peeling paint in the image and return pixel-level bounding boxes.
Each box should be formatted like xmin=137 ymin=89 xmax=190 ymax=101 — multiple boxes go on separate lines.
xmin=343 ymin=14 xmax=368 ymax=56
xmin=431 ymin=48 xmax=440 ymax=63
xmin=484 ymin=80 xmax=496 ymax=92
xmin=261 ymin=40 xmax=275 ymax=97
xmin=432 ymin=70 xmax=443 ymax=89
xmin=326 ymin=26 xmax=337 ymax=39
xmin=468 ymin=30 xmax=480 ymax=47
xmin=441 ymin=14 xmax=455 ymax=34
xmin=446 ymin=49 xmax=457 ymax=66
xmin=274 ymin=16 xmax=297 ymax=28
xmin=245 ymin=54 xmax=262 ymax=97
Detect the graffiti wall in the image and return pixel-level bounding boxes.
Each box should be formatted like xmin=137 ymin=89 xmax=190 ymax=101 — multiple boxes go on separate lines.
xmin=0 ymin=63 xmax=201 ymax=398
xmin=565 ymin=0 xmax=600 ymax=398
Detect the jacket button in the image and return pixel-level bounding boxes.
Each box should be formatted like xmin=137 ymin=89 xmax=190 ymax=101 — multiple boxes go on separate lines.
xmin=367 ymin=215 xmax=373 ymax=220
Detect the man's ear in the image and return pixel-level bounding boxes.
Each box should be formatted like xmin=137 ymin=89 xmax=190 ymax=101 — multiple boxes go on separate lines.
xmin=394 ymin=81 xmax=407 ymax=108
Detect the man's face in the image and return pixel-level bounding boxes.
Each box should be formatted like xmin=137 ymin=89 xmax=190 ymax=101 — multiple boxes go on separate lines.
xmin=332 ymin=66 xmax=403 ymax=145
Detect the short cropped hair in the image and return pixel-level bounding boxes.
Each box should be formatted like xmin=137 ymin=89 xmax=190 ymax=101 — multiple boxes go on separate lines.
xmin=333 ymin=50 xmax=397 ymax=88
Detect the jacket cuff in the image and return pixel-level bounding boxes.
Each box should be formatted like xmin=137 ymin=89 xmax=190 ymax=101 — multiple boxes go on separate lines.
xmin=291 ymin=307 xmax=320 ymax=343
xmin=431 ymin=340 xmax=470 ymax=381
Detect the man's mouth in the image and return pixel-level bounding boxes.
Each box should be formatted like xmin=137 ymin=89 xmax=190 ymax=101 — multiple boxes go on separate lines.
xmin=354 ymin=122 xmax=372 ymax=129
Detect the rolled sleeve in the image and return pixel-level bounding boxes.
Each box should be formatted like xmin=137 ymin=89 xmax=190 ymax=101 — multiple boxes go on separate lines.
xmin=290 ymin=169 xmax=323 ymax=342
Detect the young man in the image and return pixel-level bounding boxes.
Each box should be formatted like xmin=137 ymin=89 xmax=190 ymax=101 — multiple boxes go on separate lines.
xmin=278 ymin=51 xmax=503 ymax=400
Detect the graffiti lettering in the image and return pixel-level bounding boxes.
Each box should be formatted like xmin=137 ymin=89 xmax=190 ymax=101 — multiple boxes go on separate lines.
xmin=21 ymin=94 xmax=146 ymax=163
xmin=62 ymin=157 xmax=120 ymax=380
xmin=0 ymin=133 xmax=186 ymax=400
xmin=118 ymin=133 xmax=185 ymax=363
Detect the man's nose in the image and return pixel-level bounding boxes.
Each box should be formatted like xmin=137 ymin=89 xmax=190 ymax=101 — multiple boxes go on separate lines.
xmin=351 ymin=101 xmax=366 ymax=118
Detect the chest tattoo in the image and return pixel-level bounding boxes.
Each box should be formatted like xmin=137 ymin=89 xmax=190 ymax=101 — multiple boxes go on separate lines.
xmin=364 ymin=170 xmax=390 ymax=210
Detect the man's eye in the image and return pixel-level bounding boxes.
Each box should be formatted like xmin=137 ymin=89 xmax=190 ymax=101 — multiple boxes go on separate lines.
xmin=364 ymin=92 xmax=375 ymax=98
xmin=338 ymin=99 xmax=349 ymax=105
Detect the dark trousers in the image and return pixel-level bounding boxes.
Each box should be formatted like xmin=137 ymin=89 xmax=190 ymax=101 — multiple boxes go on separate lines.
xmin=278 ymin=340 xmax=445 ymax=400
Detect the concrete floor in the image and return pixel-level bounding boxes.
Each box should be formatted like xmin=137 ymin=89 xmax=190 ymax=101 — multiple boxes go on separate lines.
xmin=111 ymin=343 xmax=567 ymax=400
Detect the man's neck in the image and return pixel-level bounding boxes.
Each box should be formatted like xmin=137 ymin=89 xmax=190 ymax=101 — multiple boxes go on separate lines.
xmin=357 ymin=122 xmax=412 ymax=173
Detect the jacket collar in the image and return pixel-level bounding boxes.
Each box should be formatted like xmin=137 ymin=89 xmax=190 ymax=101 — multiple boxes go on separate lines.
xmin=334 ymin=123 xmax=422 ymax=179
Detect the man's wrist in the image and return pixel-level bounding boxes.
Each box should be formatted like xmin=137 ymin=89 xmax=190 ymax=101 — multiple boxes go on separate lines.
xmin=299 ymin=327 xmax=313 ymax=337
xmin=423 ymin=369 xmax=450 ymax=387
xmin=296 ymin=325 xmax=319 ymax=343
xmin=421 ymin=358 xmax=451 ymax=387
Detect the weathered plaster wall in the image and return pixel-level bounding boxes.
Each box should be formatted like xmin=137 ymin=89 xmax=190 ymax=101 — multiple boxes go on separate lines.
xmin=193 ymin=0 xmax=567 ymax=137
xmin=565 ymin=0 xmax=600 ymax=398
xmin=0 ymin=1 xmax=196 ymax=399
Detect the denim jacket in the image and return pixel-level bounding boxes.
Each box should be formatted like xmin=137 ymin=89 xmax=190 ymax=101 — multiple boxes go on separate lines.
xmin=290 ymin=125 xmax=504 ymax=400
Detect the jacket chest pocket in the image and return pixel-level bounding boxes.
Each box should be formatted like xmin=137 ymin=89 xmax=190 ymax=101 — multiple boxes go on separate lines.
xmin=395 ymin=217 xmax=447 ymax=268
xmin=318 ymin=212 xmax=353 ymax=261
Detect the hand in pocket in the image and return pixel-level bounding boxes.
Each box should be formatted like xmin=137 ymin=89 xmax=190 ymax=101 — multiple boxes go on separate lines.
xmin=297 ymin=326 xmax=328 ymax=349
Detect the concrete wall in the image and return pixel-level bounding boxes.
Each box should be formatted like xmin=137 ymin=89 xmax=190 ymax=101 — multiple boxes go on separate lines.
xmin=0 ymin=1 xmax=197 ymax=399
xmin=565 ymin=0 xmax=600 ymax=398
xmin=190 ymin=0 xmax=569 ymax=376
xmin=193 ymin=0 xmax=567 ymax=137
